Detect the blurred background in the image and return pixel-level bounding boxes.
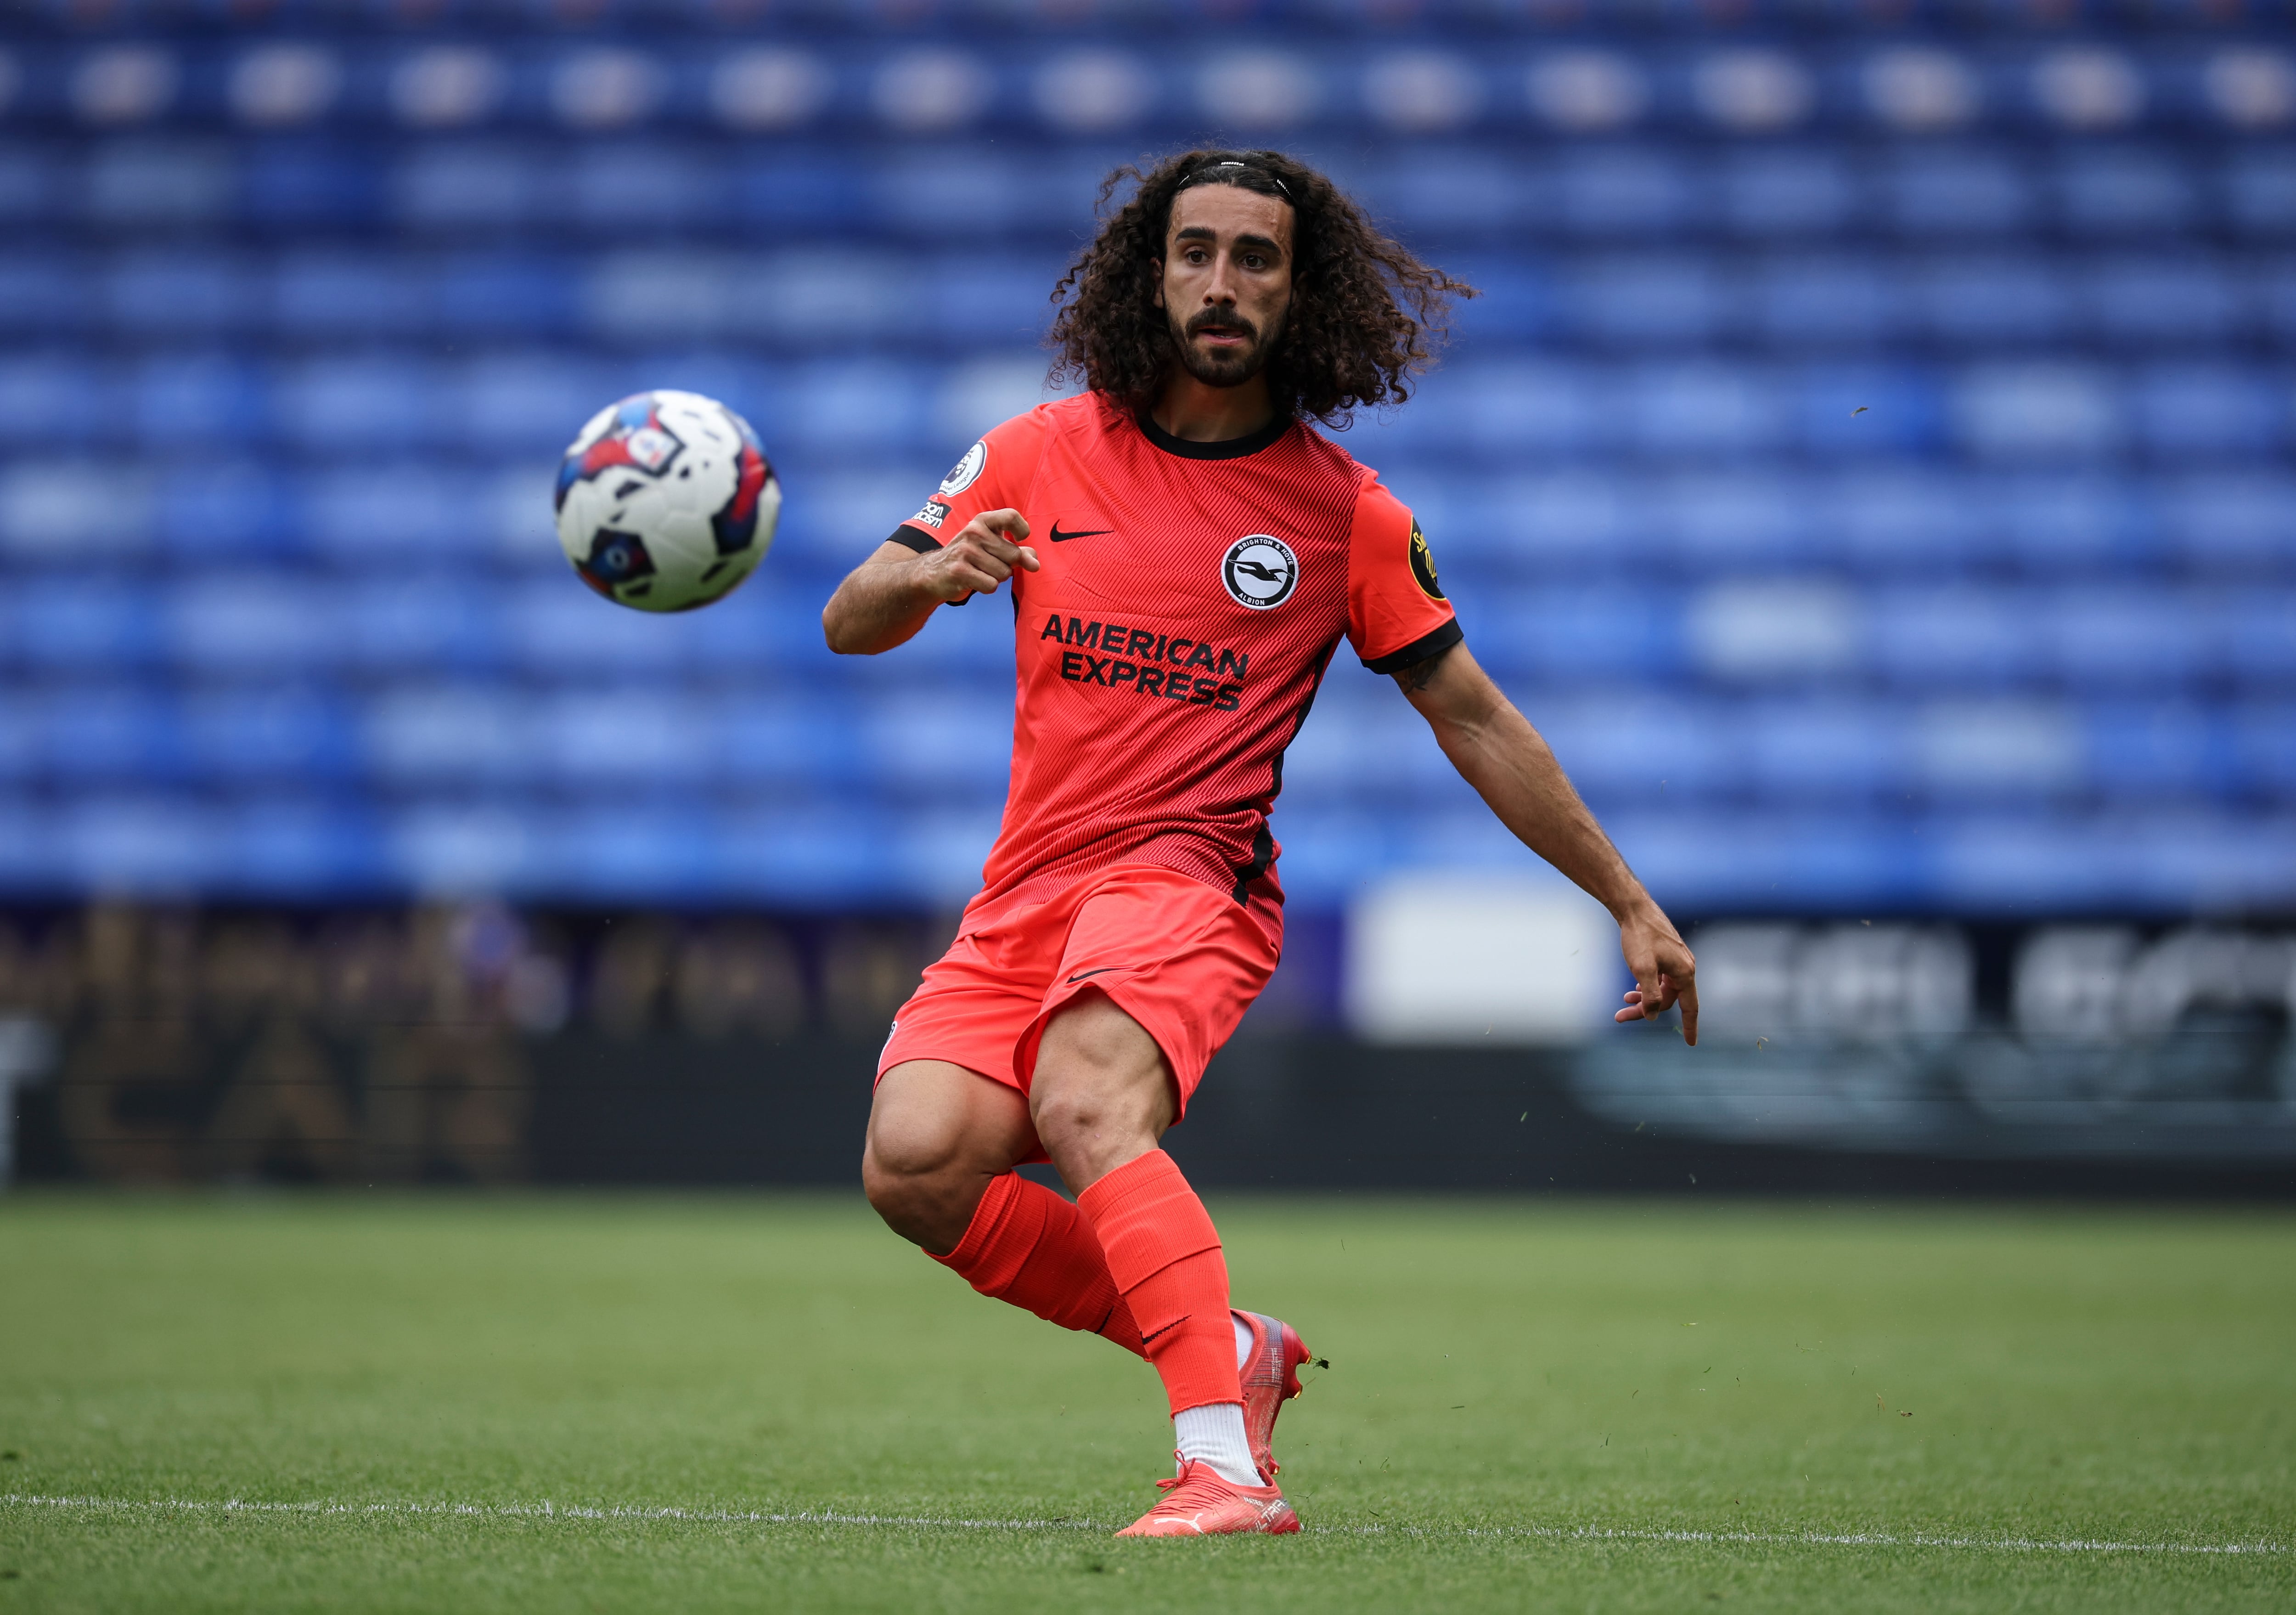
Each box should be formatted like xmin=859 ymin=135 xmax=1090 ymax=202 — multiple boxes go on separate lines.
xmin=0 ymin=0 xmax=2290 ymax=1195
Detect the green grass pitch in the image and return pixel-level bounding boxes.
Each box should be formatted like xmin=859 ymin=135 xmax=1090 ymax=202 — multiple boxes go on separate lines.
xmin=1 ymin=1193 xmax=2289 ymax=1613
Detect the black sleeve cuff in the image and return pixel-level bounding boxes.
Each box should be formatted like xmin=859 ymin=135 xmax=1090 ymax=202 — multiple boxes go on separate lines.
xmin=887 ymin=524 xmax=941 ymax=553
xmin=1362 ymin=617 xmax=1463 ymax=675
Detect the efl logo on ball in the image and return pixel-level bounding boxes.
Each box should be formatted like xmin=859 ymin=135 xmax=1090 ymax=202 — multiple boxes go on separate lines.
xmin=1220 ymin=535 xmax=1298 ymax=610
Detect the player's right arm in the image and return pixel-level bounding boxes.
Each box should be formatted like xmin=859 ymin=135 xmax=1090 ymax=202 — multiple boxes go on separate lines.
xmin=822 ymin=510 xmax=1038 ymax=655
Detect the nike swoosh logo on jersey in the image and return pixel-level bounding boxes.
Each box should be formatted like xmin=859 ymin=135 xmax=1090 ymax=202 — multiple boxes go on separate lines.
xmin=1065 ymin=966 xmax=1122 ymax=983
xmin=1048 ymin=523 xmax=1113 ymax=542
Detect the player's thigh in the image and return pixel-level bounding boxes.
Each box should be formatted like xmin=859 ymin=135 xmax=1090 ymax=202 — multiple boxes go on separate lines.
xmin=865 ymin=1058 xmax=1039 ymax=1183
xmin=1030 ymin=993 xmax=1177 ymax=1175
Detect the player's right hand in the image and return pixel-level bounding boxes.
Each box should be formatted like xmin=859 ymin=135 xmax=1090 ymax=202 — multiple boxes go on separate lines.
xmin=919 ymin=509 xmax=1039 ymax=603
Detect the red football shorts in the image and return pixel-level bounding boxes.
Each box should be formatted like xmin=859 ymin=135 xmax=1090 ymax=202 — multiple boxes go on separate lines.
xmin=876 ymin=863 xmax=1281 ymax=1137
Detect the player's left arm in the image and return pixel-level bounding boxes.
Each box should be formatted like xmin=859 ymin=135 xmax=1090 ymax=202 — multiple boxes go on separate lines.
xmin=1394 ymin=643 xmax=1699 ymax=1043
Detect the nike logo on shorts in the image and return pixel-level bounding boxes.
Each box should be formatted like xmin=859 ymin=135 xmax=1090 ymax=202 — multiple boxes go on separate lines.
xmin=1065 ymin=966 xmax=1121 ymax=983
xmin=1048 ymin=522 xmax=1113 ymax=543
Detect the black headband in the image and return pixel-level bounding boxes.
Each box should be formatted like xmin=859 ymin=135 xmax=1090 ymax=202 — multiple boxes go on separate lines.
xmin=1177 ymin=159 xmax=1291 ymax=199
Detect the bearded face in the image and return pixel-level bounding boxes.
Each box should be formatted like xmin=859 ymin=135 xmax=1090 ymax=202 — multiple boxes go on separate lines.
xmin=1167 ymin=299 xmax=1285 ymax=389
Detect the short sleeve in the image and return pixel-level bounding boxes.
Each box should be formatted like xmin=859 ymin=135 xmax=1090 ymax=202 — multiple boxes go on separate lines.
xmin=889 ymin=410 xmax=1050 ymax=553
xmin=1346 ymin=478 xmax=1462 ymax=673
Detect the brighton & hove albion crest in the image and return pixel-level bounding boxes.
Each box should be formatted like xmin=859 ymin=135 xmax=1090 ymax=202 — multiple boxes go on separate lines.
xmin=1220 ymin=535 xmax=1298 ymax=610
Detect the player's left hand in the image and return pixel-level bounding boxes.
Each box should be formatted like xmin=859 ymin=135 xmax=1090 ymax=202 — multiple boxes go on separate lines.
xmin=1614 ymin=903 xmax=1698 ymax=1045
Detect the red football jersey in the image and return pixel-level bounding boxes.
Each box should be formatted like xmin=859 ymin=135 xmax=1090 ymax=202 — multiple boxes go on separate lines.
xmin=892 ymin=391 xmax=1461 ymax=935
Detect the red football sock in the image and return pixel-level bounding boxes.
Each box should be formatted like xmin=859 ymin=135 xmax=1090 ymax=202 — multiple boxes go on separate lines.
xmin=1077 ymin=1149 xmax=1241 ymax=1416
xmin=931 ymin=1172 xmax=1144 ymax=1355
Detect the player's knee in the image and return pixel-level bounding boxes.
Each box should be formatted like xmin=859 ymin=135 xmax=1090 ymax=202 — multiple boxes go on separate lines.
xmin=860 ymin=1142 xmax=946 ymax=1244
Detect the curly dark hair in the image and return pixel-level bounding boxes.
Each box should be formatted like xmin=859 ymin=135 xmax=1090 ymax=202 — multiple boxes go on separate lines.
xmin=1047 ymin=149 xmax=1474 ymax=428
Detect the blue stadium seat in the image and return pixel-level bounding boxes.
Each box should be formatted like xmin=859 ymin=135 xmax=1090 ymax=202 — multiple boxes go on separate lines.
xmin=340 ymin=582 xmax=503 ymax=674
xmin=0 ymin=459 xmax=155 ymax=560
xmin=1794 ymin=367 xmax=1942 ymax=456
xmin=1912 ymin=255 xmax=2072 ymax=347
xmin=1550 ymin=147 xmax=1698 ymax=237
xmin=179 ymin=686 xmax=356 ymax=783
xmin=38 ymin=687 xmax=182 ymax=782
xmin=534 ymin=688 xmax=715 ymax=789
xmin=273 ymin=253 xmax=432 ymax=337
xmin=61 ymin=793 xmax=221 ymax=893
xmin=165 ymin=576 xmax=344 ymax=673
xmin=2228 ymin=702 xmax=2296 ymax=798
xmin=1626 ymin=364 xmax=1790 ymax=457
xmin=2085 ymin=255 xmax=2244 ymax=346
xmin=917 ymin=253 xmax=1069 ymax=346
xmin=129 ymin=354 xmax=268 ymax=448
xmin=704 ymin=804 xmax=902 ymax=904
xmin=0 ymin=694 xmax=33 ymax=781
xmin=102 ymin=250 xmax=254 ymax=336
xmin=1819 ymin=468 xmax=1980 ymax=572
xmin=861 ymin=697 xmax=1012 ymax=796
xmin=0 ymin=356 xmax=114 ymax=447
xmin=1988 ymin=474 xmax=2157 ymax=573
xmin=1747 ymin=256 xmax=1907 ymax=349
xmin=736 ymin=249 xmax=918 ymax=348
xmin=304 ymin=464 xmax=490 ymax=564
xmin=716 ymin=697 xmax=867 ymax=789
xmin=220 ymin=799 xmax=383 ymax=898
xmin=1716 ymin=147 xmax=1858 ymax=238
xmin=1744 ymin=697 xmax=1910 ymax=801
xmin=568 ymin=142 xmax=725 ymax=234
xmin=768 ymin=359 xmax=933 ymax=456
xmin=1874 ymin=145 xmax=2035 ymax=237
xmin=1562 ymin=255 xmax=1726 ymax=347
xmin=1468 ymin=471 xmax=1649 ymax=574
xmin=274 ymin=356 xmax=434 ymax=452
xmin=1910 ymin=700 xmax=2085 ymax=803
xmin=1658 ymin=471 xmax=1811 ymax=569
xmin=0 ymin=254 xmax=89 ymax=334
xmin=1355 ymin=147 xmax=1548 ymax=238
xmin=1868 ymin=585 xmax=2043 ymax=689
xmin=1387 ymin=360 xmax=1609 ymax=461
xmin=361 ymin=685 xmax=539 ymax=786
xmin=436 ymin=253 xmax=578 ymax=338
xmin=1437 ymin=258 xmax=1553 ymax=343
xmin=2041 ymin=586 xmax=2207 ymax=691
xmin=1953 ymin=367 xmax=2124 ymax=463
xmin=461 ymin=351 xmax=619 ymax=454
xmin=732 ymin=150 xmax=872 ymax=231
xmin=1529 ymin=693 xmax=1743 ymax=802
xmin=240 ymin=142 xmax=384 ymax=229
xmin=2083 ymin=701 xmax=2234 ymax=800
xmin=528 ymin=802 xmax=718 ymax=903
xmin=83 ymin=141 xmax=236 ymax=230
xmin=2221 ymin=590 xmax=2296 ymax=688
xmin=12 ymin=582 xmax=162 ymax=671
xmin=501 ymin=580 xmax=692 ymax=677
xmin=2221 ymin=149 xmax=2296 ymax=238
xmin=158 ymin=463 xmax=298 ymax=557
xmin=2130 ymin=365 xmax=2284 ymax=459
xmin=0 ymin=146 xmax=59 ymax=227
xmin=2052 ymin=147 xmax=2197 ymax=237
xmin=390 ymin=144 xmax=540 ymax=232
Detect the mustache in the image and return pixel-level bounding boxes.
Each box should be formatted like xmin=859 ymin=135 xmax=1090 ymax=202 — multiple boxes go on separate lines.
xmin=1184 ymin=308 xmax=1259 ymax=342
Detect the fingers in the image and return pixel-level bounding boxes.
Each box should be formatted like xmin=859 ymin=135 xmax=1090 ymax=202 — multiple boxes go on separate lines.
xmin=1678 ymin=978 xmax=1699 ymax=1046
xmin=975 ymin=508 xmax=1031 ymax=542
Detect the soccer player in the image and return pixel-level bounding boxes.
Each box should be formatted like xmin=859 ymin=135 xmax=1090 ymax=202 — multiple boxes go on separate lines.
xmin=821 ymin=150 xmax=1699 ymax=1537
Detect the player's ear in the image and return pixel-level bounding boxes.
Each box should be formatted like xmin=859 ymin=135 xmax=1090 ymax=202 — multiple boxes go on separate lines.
xmin=1151 ymin=254 xmax=1165 ymax=310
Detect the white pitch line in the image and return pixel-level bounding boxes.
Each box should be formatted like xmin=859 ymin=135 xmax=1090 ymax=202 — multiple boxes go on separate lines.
xmin=2 ymin=1494 xmax=2283 ymax=1558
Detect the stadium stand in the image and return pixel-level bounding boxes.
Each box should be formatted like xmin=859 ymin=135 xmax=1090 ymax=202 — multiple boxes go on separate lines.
xmin=0 ymin=8 xmax=2289 ymax=915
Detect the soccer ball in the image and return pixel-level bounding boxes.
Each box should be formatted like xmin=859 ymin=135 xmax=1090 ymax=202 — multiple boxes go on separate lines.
xmin=553 ymin=390 xmax=782 ymax=612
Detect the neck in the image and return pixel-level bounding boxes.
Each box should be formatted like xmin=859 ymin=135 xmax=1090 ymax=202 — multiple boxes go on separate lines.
xmin=1148 ymin=372 xmax=1279 ymax=443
